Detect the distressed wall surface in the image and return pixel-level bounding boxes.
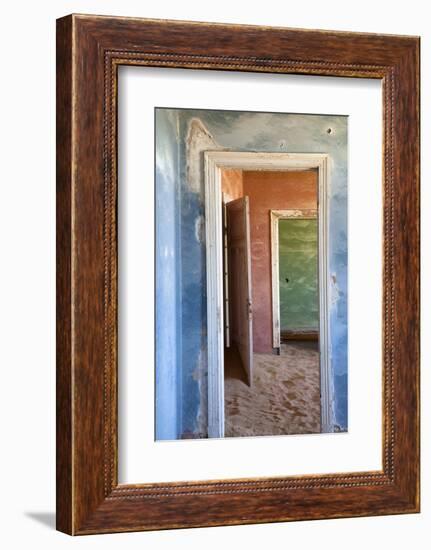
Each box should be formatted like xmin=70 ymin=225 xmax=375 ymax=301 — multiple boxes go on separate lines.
xmin=243 ymin=170 xmax=317 ymax=353
xmin=221 ymin=169 xmax=243 ymax=202
xmin=279 ymin=218 xmax=319 ymax=332
xmin=155 ymin=108 xmax=348 ymax=437
xmin=154 ymin=109 xmax=181 ymax=439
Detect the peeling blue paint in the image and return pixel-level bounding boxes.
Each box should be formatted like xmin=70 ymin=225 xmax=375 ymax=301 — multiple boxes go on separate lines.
xmin=155 ymin=109 xmax=181 ymax=440
xmin=156 ymin=108 xmax=348 ymax=438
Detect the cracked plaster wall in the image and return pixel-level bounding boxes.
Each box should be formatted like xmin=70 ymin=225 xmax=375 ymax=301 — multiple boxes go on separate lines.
xmin=156 ymin=108 xmax=348 ymax=438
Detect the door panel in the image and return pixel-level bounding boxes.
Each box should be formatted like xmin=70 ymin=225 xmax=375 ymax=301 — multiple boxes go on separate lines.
xmin=226 ymin=197 xmax=253 ymax=385
xmin=222 ymin=198 xmax=230 ymax=347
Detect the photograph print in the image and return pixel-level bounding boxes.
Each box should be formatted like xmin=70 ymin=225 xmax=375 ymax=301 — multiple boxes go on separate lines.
xmin=155 ymin=107 xmax=347 ymax=440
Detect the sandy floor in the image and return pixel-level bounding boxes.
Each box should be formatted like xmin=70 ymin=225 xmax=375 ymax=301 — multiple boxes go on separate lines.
xmin=224 ymin=342 xmax=321 ymax=437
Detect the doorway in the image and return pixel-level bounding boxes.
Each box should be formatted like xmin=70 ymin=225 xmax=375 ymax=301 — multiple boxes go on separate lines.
xmin=271 ymin=210 xmax=318 ymax=348
xmin=205 ymin=152 xmax=331 ymax=438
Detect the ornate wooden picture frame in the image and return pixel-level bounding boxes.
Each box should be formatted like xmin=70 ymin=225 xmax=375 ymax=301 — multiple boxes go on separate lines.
xmin=56 ymin=14 xmax=420 ymax=535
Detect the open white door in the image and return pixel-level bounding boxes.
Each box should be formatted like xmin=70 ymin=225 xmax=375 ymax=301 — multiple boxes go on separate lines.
xmin=226 ymin=196 xmax=253 ymax=385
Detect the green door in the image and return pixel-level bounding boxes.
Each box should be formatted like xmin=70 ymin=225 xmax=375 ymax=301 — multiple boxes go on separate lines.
xmin=278 ymin=218 xmax=318 ymax=334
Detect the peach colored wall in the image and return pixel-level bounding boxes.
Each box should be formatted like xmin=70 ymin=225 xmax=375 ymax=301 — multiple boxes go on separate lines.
xmin=221 ymin=169 xmax=243 ymax=202
xmin=243 ymin=170 xmax=318 ymax=353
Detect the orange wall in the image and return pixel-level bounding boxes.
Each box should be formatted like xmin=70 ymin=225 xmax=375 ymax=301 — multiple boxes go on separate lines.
xmin=243 ymin=170 xmax=318 ymax=353
xmin=221 ymin=169 xmax=243 ymax=202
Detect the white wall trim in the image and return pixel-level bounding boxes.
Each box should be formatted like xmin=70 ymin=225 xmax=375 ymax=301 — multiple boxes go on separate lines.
xmin=204 ymin=152 xmax=332 ymax=437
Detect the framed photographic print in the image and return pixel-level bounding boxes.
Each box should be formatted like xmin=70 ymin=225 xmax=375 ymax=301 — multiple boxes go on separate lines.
xmin=56 ymin=14 xmax=420 ymax=534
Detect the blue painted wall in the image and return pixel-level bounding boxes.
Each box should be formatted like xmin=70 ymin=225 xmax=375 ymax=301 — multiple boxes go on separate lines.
xmin=154 ymin=109 xmax=181 ymax=440
xmin=155 ymin=108 xmax=348 ymax=437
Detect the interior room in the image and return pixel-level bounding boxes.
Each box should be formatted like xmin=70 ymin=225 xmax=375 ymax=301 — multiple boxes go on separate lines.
xmin=154 ymin=107 xmax=348 ymax=441
xmin=221 ymin=168 xmax=321 ymax=437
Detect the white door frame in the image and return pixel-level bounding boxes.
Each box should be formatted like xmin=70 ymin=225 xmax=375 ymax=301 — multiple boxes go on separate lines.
xmin=204 ymin=151 xmax=332 ymax=437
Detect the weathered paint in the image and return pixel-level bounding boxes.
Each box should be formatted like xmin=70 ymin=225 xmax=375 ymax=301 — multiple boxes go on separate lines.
xmin=154 ymin=109 xmax=181 ymax=440
xmin=155 ymin=108 xmax=348 ymax=436
xmin=221 ymin=169 xmax=243 ymax=202
xmin=185 ymin=118 xmax=220 ymax=193
xmin=279 ymin=218 xmax=319 ymax=331
xmin=243 ymin=170 xmax=317 ymax=353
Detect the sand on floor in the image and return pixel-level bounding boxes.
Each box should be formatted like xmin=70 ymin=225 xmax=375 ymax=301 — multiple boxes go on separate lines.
xmin=224 ymin=342 xmax=321 ymax=438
